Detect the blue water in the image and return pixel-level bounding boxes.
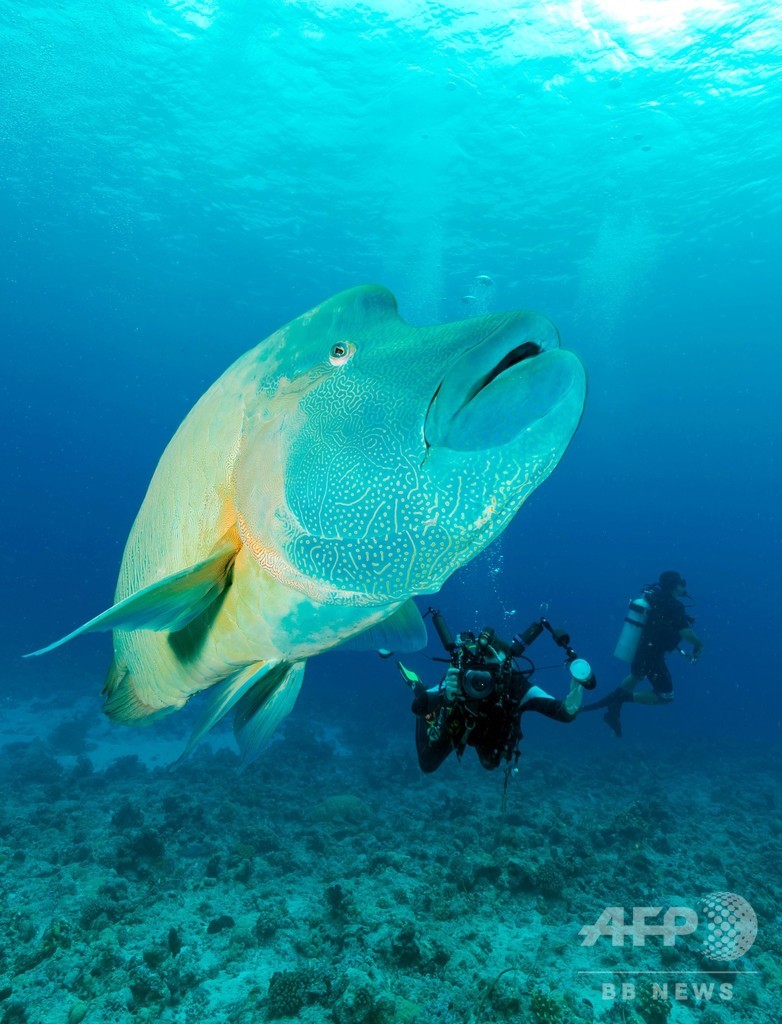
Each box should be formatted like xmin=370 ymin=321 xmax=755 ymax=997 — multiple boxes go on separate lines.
xmin=3 ymin=0 xmax=781 ymax=754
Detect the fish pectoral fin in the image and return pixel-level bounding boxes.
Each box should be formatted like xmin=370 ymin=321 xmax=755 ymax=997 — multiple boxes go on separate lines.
xmin=336 ymin=599 xmax=427 ymax=655
xmin=25 ymin=528 xmax=240 ymax=658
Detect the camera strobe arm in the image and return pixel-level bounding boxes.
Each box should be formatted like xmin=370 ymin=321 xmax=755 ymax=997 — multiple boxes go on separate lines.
xmin=511 ymin=617 xmax=576 ymax=660
xmin=510 ymin=618 xmax=596 ymax=689
xmin=428 ymin=607 xmax=456 ymax=653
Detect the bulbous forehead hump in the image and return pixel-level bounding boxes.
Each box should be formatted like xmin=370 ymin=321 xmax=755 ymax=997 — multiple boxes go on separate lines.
xmin=233 ymin=285 xmax=585 ymax=606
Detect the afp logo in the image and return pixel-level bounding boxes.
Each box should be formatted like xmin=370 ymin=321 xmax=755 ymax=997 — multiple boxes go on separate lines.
xmin=579 ymin=893 xmax=757 ymax=960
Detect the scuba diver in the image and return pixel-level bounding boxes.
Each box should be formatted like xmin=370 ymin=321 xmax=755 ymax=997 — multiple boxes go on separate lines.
xmin=582 ymin=570 xmax=704 ymax=737
xmin=398 ymin=608 xmax=596 ymax=776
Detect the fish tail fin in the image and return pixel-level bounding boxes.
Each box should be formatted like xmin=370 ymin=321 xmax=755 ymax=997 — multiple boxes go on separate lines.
xmin=102 ymin=657 xmax=181 ymax=724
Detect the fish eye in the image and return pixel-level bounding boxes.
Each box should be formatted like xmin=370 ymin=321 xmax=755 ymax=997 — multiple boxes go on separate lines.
xmin=329 ymin=341 xmax=355 ymax=366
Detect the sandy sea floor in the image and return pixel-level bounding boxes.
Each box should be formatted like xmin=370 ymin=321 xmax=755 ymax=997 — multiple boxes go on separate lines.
xmin=0 ymin=694 xmax=779 ymax=1024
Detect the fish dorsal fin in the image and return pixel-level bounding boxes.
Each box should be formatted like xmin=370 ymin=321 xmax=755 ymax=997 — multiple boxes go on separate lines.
xmin=336 ymin=599 xmax=427 ymax=655
xmin=25 ymin=527 xmax=241 ymax=657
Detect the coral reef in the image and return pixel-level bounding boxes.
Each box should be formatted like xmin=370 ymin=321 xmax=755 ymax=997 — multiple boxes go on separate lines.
xmin=266 ymin=968 xmax=311 ymax=1019
xmin=0 ymin=707 xmax=776 ymax=1024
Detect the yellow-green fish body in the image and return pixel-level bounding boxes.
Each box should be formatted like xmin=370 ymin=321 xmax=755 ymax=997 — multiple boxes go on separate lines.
xmin=30 ymin=285 xmax=586 ymax=760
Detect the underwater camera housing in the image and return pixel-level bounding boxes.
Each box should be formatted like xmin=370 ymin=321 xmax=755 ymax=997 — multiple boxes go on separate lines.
xmin=427 ymin=607 xmax=595 ymax=700
xmin=460 ymin=626 xmax=507 ymax=699
xmin=428 ymin=613 xmax=514 ymax=701
xmin=460 ymin=626 xmax=512 ymax=699
xmin=462 ymin=666 xmax=495 ymax=699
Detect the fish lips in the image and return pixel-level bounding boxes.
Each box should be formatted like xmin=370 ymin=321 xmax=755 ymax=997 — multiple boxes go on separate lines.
xmin=423 ymin=313 xmax=586 ymax=452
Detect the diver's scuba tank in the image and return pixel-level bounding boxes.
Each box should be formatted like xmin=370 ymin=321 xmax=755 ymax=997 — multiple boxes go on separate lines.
xmin=613 ymin=592 xmax=651 ymax=663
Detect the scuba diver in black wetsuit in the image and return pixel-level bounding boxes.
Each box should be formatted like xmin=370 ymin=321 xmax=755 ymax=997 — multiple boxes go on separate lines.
xmin=399 ymin=609 xmax=596 ymax=775
xmin=582 ymin=570 xmax=704 ymax=737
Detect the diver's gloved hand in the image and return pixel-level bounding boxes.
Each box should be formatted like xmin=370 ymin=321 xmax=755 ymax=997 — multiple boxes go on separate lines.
xmin=444 ymin=667 xmax=461 ymax=701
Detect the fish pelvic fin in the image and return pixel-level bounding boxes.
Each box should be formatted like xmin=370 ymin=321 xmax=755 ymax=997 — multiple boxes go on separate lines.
xmin=335 ymin=599 xmax=427 ymax=655
xmin=25 ymin=527 xmax=241 ymax=658
xmin=234 ymin=662 xmax=306 ymax=766
xmin=172 ymin=659 xmax=305 ymax=766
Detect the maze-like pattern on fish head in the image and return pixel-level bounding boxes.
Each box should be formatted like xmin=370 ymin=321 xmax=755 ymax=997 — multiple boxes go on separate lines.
xmin=272 ymin=372 xmax=558 ymax=605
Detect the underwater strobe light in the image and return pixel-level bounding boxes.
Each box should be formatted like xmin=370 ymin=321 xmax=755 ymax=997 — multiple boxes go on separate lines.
xmin=569 ymin=657 xmax=596 ymax=690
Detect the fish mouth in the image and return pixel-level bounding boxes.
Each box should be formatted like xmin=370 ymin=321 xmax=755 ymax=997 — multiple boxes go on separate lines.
xmin=424 ymin=312 xmax=585 ymax=451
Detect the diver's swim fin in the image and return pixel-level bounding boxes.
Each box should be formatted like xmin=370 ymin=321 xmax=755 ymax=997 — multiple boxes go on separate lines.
xmin=397 ymin=661 xmax=423 ymax=690
xmin=397 ymin=661 xmax=429 ymax=707
xmin=604 ymin=703 xmax=623 ymax=738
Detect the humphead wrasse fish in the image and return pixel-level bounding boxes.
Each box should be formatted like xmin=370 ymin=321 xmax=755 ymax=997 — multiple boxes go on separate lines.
xmin=28 ymin=285 xmax=586 ymax=762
